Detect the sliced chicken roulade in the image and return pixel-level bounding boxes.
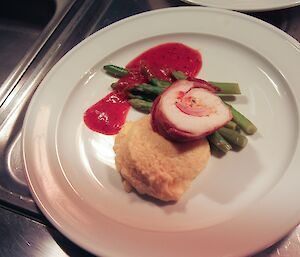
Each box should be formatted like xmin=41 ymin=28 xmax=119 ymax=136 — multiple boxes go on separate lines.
xmin=151 ymin=80 xmax=232 ymax=142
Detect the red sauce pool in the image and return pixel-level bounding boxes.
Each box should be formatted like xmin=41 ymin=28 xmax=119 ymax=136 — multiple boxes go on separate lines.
xmin=84 ymin=42 xmax=202 ymax=135
xmin=84 ymin=91 xmax=130 ymax=135
xmin=116 ymin=42 xmax=202 ymax=91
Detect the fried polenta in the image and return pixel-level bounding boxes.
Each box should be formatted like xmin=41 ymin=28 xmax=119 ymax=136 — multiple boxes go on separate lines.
xmin=114 ymin=115 xmax=210 ymax=201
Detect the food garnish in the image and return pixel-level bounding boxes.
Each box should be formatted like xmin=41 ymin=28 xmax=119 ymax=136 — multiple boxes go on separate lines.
xmin=226 ymin=103 xmax=257 ymax=135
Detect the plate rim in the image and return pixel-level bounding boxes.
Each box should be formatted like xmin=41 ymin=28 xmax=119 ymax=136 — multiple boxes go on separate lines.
xmin=180 ymin=0 xmax=300 ymax=11
xmin=22 ymin=6 xmax=300 ymax=257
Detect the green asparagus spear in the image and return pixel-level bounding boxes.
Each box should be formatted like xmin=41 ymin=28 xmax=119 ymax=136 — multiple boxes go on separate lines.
xmin=128 ymin=92 xmax=156 ymax=102
xmin=226 ymin=103 xmax=257 ymax=135
xmin=209 ymin=82 xmax=241 ymax=94
xmin=127 ymin=93 xmax=144 ymax=100
xmin=224 ymin=120 xmax=238 ymax=130
xmin=103 ymin=65 xmax=129 ymax=77
xmin=149 ymin=78 xmax=171 ymax=88
xmin=218 ymin=127 xmax=248 ymax=148
xmin=172 ymin=70 xmax=241 ymax=94
xmin=129 ymin=99 xmax=153 ymax=113
xmin=207 ymin=131 xmax=232 ymax=153
xmin=133 ymin=83 xmax=165 ymax=95
xmin=172 ymin=70 xmax=188 ymax=80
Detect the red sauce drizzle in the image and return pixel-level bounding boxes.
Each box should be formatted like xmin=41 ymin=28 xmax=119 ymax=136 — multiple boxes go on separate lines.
xmin=84 ymin=42 xmax=202 ymax=135
xmin=84 ymin=91 xmax=130 ymax=135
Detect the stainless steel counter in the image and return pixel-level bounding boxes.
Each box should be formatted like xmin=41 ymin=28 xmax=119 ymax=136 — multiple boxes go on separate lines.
xmin=1 ymin=0 xmax=300 ymax=256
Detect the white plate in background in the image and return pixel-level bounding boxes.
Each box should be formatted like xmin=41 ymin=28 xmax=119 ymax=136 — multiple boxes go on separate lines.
xmin=23 ymin=7 xmax=300 ymax=257
xmin=181 ymin=0 xmax=300 ymax=11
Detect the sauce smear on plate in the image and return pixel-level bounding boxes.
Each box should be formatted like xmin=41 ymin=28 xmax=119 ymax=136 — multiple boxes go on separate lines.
xmin=116 ymin=42 xmax=202 ymax=91
xmin=84 ymin=42 xmax=202 ymax=135
xmin=84 ymin=91 xmax=130 ymax=135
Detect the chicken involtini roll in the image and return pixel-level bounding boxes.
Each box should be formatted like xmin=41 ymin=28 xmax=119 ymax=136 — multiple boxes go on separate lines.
xmin=151 ymin=80 xmax=233 ymax=142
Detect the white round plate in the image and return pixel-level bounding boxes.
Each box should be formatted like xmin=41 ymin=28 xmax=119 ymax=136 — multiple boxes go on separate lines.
xmin=181 ymin=0 xmax=300 ymax=11
xmin=23 ymin=7 xmax=300 ymax=257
